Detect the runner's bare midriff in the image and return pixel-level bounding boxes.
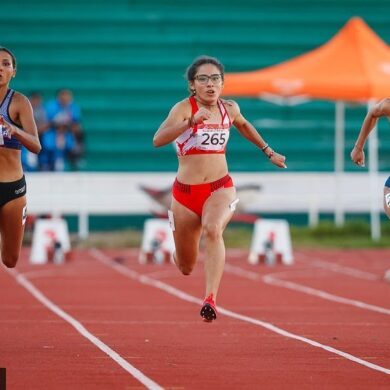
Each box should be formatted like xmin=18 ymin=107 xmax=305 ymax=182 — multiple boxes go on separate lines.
xmin=177 ymin=154 xmax=228 ymax=184
xmin=0 ymin=148 xmax=23 ymax=181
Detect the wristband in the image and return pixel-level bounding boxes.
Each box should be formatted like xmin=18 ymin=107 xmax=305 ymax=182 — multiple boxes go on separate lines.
xmin=261 ymin=143 xmax=269 ymax=152
xmin=268 ymin=151 xmax=274 ymax=159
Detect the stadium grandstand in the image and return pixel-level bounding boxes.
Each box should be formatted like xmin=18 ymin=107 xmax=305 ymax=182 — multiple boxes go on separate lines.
xmin=2 ymin=0 xmax=390 ymax=172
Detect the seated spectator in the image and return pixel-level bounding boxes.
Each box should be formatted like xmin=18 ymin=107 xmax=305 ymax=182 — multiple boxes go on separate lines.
xmin=42 ymin=88 xmax=85 ymax=171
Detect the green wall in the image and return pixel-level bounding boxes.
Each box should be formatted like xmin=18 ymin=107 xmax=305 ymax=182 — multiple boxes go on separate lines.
xmin=2 ymin=0 xmax=389 ymax=171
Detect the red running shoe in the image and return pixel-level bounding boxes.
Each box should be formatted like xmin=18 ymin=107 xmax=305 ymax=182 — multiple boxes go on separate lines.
xmin=200 ymin=293 xmax=217 ymax=322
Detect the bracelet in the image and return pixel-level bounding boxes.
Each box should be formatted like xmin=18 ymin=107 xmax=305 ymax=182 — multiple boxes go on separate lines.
xmin=267 ymin=151 xmax=274 ymax=159
xmin=261 ymin=143 xmax=269 ymax=152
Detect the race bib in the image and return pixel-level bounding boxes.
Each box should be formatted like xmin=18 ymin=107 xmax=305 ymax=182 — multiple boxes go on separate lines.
xmin=385 ymin=193 xmax=390 ymax=207
xmin=197 ymin=126 xmax=229 ymax=151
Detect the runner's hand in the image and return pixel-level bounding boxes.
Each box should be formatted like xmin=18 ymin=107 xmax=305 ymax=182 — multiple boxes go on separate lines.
xmin=267 ymin=149 xmax=287 ymax=168
xmin=351 ymin=146 xmax=365 ymax=167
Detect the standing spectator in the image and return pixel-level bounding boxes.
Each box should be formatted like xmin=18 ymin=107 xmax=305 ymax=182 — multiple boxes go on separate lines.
xmin=41 ymin=88 xmax=84 ymax=171
xmin=30 ymin=91 xmax=50 ymax=136
xmin=22 ymin=91 xmax=49 ymax=171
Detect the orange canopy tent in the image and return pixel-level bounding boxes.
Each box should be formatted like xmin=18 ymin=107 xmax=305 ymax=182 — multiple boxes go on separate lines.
xmin=223 ymin=17 xmax=390 ymax=102
xmin=223 ymin=17 xmax=390 ymax=239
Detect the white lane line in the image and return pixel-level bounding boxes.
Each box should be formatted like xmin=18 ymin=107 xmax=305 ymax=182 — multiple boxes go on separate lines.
xmin=224 ymin=263 xmax=390 ymax=316
xmin=5 ymin=267 xmax=164 ymax=390
xmin=90 ymin=249 xmax=390 ymax=376
xmin=144 ymin=269 xmax=179 ymax=279
xmin=19 ymin=268 xmax=80 ymax=280
xmin=295 ymin=251 xmax=379 ymax=281
xmin=263 ymin=275 xmax=390 ymax=316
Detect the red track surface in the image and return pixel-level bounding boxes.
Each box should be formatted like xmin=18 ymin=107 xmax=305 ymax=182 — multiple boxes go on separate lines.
xmin=1 ymin=247 xmax=390 ymax=389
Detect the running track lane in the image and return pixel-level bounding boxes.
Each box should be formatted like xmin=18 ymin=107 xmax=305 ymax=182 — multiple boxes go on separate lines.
xmin=0 ymin=247 xmax=389 ymax=389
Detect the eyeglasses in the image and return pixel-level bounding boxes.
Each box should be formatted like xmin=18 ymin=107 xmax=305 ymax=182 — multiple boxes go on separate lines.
xmin=194 ymin=74 xmax=223 ymax=85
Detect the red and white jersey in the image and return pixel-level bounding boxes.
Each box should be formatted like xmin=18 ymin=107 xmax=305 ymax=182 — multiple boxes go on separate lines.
xmin=175 ymin=96 xmax=231 ymax=156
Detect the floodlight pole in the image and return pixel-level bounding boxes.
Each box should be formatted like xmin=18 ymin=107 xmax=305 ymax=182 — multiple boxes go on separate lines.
xmin=334 ymin=101 xmax=345 ymax=226
xmin=367 ymin=100 xmax=381 ymax=241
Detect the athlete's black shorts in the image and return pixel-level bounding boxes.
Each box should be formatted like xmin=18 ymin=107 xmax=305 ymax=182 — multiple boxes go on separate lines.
xmin=0 ymin=176 xmax=27 ymax=207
